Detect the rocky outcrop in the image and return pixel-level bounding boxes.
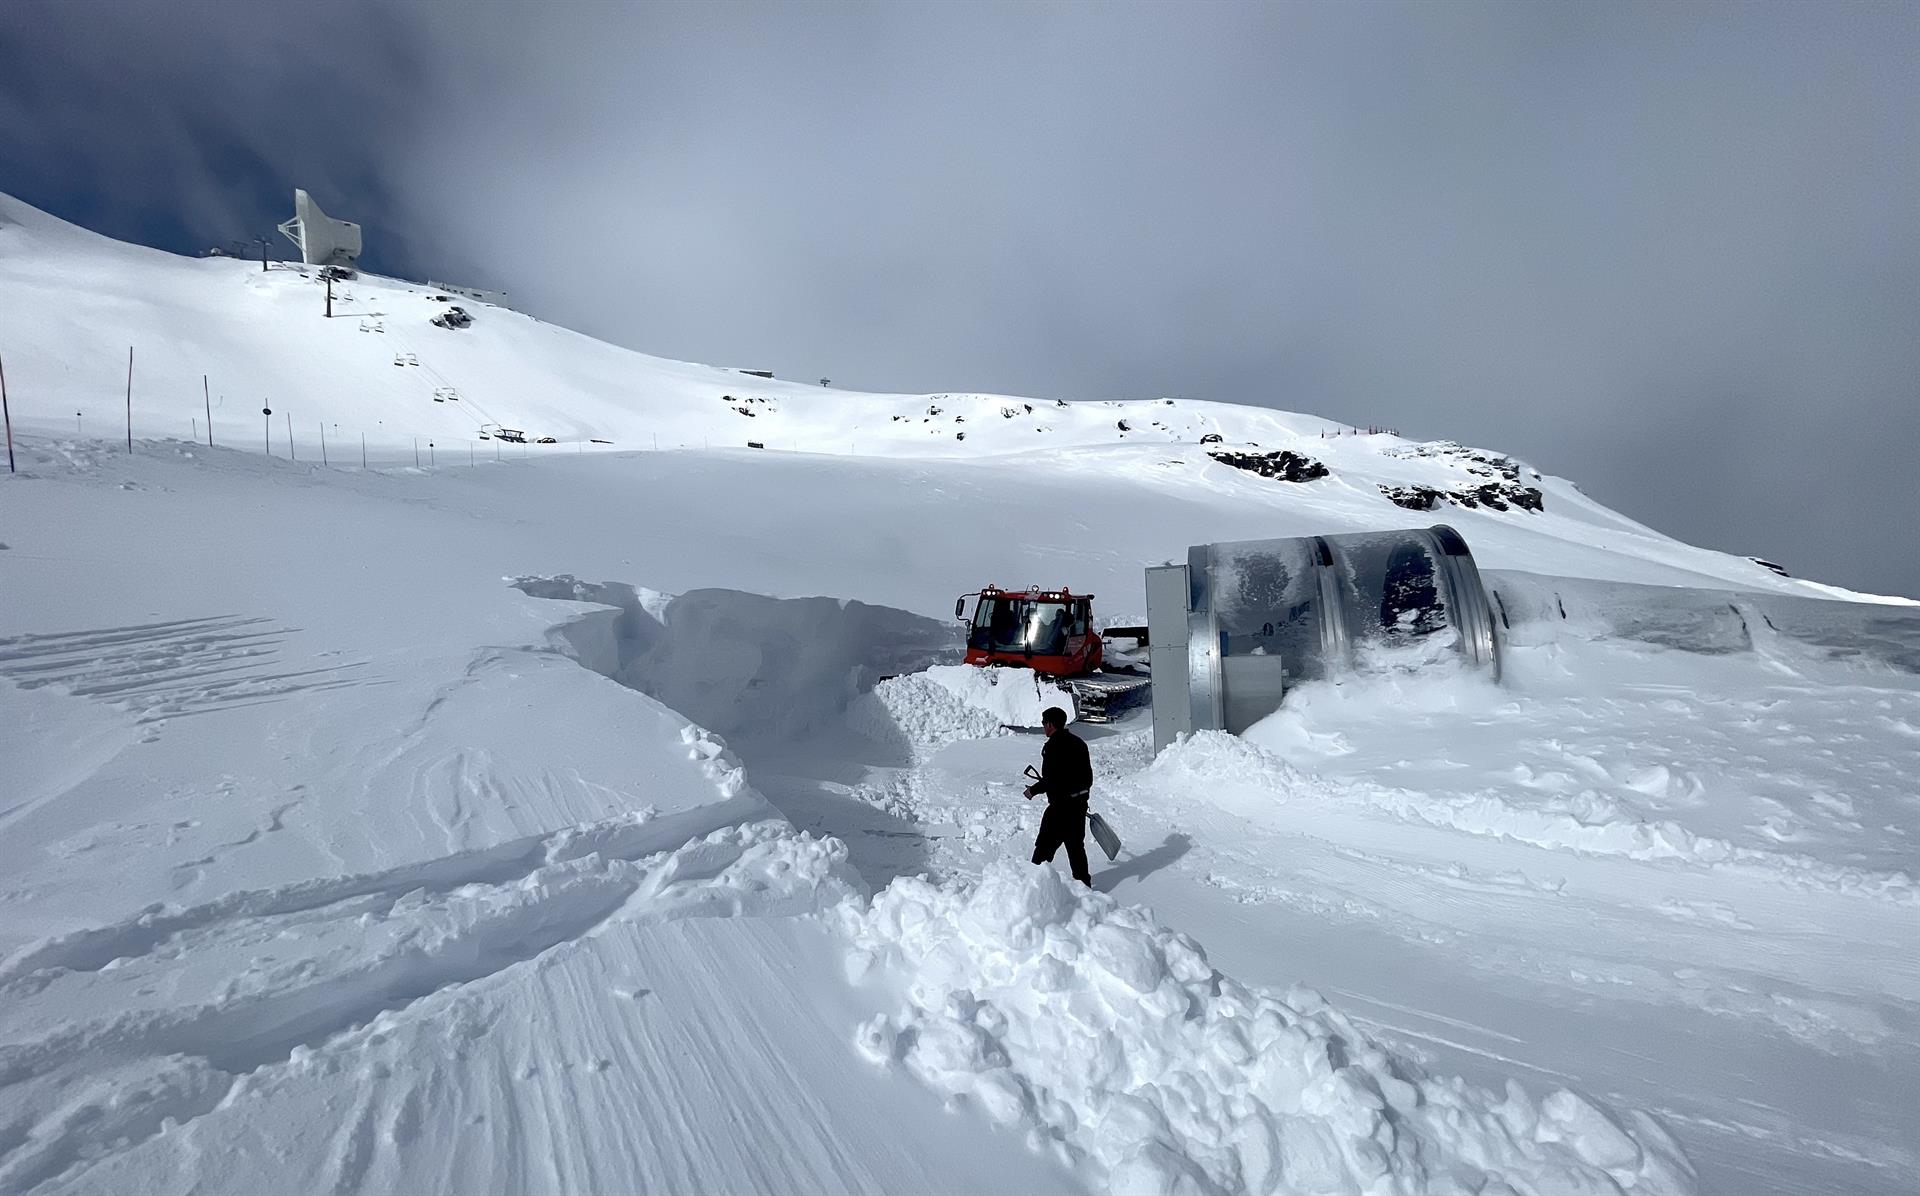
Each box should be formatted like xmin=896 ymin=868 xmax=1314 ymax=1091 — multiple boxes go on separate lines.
xmin=1381 ymin=442 xmax=1545 ymax=513
xmin=1207 ymin=449 xmax=1330 ymax=482
xmin=1379 ymin=480 xmax=1543 ymax=513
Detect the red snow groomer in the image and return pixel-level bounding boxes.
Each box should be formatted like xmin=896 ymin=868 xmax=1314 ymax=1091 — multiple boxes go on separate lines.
xmin=954 ymin=585 xmax=1150 ymax=722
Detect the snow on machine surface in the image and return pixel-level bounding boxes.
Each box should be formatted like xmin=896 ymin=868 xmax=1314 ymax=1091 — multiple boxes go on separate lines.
xmin=1147 ymin=524 xmax=1499 ymax=751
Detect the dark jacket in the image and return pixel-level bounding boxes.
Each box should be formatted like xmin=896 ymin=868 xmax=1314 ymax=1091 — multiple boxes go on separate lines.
xmin=1033 ymin=726 xmax=1093 ymax=805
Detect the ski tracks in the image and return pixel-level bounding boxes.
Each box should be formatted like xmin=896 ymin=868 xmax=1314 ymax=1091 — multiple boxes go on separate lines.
xmin=0 ymin=808 xmax=856 ymax=1194
xmin=0 ymin=616 xmax=376 ymax=727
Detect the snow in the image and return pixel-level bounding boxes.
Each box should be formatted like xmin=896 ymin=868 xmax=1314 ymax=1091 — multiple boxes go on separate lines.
xmin=914 ymin=663 xmax=1078 ymax=729
xmin=843 ymin=861 xmax=1694 ymax=1196
xmin=2 ymin=193 xmax=1916 ymax=1195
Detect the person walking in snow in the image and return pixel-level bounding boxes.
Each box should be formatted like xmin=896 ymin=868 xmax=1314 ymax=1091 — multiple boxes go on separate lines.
xmin=1023 ymin=706 xmax=1093 ymax=886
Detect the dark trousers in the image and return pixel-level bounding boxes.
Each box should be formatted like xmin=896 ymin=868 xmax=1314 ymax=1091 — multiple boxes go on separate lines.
xmin=1033 ymin=800 xmax=1092 ymax=885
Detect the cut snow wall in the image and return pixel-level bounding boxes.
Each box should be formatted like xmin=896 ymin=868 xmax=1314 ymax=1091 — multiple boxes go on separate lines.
xmin=511 ymin=576 xmax=962 ymax=744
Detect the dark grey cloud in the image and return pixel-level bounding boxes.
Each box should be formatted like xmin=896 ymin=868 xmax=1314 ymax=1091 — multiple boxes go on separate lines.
xmin=3 ymin=0 xmax=1916 ymax=595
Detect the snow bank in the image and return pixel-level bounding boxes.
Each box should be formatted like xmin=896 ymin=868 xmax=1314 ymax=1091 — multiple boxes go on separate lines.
xmin=840 ymin=861 xmax=1696 ymax=1196
xmin=849 ymin=664 xmax=1077 ymax=757
xmin=919 ymin=664 xmax=1077 ymax=727
xmin=849 ymin=674 xmax=1009 ymax=757
xmin=511 ymin=576 xmax=959 ymax=745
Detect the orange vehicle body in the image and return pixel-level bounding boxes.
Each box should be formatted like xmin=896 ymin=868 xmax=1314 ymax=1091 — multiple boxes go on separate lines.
xmin=957 ymin=586 xmax=1104 ymax=678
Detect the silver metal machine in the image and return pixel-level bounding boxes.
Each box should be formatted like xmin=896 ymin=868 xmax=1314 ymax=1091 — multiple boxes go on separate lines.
xmin=1146 ymin=524 xmax=1499 ymax=752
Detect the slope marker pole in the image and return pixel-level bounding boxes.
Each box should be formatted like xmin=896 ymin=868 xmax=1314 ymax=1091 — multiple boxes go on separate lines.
xmin=204 ymin=376 xmax=213 ymax=446
xmin=2 ymin=353 xmax=14 ymax=474
xmin=125 ymin=346 xmax=133 ymax=453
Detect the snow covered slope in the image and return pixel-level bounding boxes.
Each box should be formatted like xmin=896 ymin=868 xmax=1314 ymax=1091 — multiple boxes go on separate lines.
xmin=3 ymin=198 xmax=1915 ymax=1196
xmin=0 ymin=190 xmax=1897 ymax=603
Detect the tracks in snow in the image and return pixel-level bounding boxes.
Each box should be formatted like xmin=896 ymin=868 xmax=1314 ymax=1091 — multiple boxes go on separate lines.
xmin=0 ymin=802 xmax=852 ymax=1194
xmin=0 ymin=615 xmax=373 ymax=724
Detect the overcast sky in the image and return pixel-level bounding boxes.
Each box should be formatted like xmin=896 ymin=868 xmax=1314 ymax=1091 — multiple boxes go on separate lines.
xmin=3 ymin=1 xmax=1915 ymax=595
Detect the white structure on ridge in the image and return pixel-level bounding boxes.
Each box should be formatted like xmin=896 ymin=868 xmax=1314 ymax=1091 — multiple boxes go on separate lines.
xmin=278 ymin=189 xmax=361 ymax=267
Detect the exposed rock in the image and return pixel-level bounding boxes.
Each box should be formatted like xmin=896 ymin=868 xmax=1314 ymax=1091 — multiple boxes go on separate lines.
xmin=1379 ymin=481 xmax=1543 ymax=513
xmin=1207 ymin=449 xmax=1330 ymax=483
xmin=1380 ymin=485 xmax=1444 ymax=512
xmin=1381 ymin=441 xmax=1545 ymax=513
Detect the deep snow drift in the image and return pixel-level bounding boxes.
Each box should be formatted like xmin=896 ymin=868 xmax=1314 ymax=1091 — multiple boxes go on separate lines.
xmin=3 ymin=197 xmax=1916 ymax=1196
xmin=844 ymin=862 xmax=1694 ymax=1195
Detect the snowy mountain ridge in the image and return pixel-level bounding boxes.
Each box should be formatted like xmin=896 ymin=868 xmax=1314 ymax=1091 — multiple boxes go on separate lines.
xmin=5 ymin=189 xmax=1906 ymax=609
xmin=0 ymin=188 xmax=1366 ymax=455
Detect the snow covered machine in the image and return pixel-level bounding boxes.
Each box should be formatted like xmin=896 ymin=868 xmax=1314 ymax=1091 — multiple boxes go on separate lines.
xmin=953 ymin=586 xmax=1151 ymax=722
xmin=1146 ymin=525 xmax=1498 ymax=752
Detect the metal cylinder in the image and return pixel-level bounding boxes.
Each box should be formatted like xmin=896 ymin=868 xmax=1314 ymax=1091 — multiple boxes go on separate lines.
xmin=1149 ymin=524 xmax=1499 ymax=750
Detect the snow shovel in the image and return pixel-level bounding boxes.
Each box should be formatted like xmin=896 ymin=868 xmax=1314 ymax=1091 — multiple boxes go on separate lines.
xmin=1024 ymin=767 xmax=1122 ymax=861
xmin=1087 ymin=811 xmax=1123 ymax=862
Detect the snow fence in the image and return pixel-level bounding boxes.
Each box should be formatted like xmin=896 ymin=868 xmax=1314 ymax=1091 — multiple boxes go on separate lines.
xmin=840 ymin=860 xmax=1696 ymax=1196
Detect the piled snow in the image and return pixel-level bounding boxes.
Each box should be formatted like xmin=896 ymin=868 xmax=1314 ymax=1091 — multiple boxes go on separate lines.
xmin=841 ymin=861 xmax=1696 ymax=1196
xmin=850 ymin=674 xmax=1010 ymax=757
xmin=850 ymin=666 xmax=1074 ymax=757
xmin=920 ymin=664 xmax=1077 ymax=727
